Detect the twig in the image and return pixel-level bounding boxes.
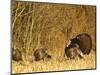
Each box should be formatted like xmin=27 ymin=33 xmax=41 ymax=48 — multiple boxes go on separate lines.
xmin=12 ymin=7 xmax=25 ymax=30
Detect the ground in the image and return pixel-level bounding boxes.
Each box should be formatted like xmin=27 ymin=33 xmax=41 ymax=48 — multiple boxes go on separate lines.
xmin=12 ymin=50 xmax=96 ymax=74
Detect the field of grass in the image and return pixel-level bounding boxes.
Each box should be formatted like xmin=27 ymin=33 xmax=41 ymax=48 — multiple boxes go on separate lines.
xmin=12 ymin=1 xmax=96 ymax=74
xmin=12 ymin=50 xmax=95 ymax=74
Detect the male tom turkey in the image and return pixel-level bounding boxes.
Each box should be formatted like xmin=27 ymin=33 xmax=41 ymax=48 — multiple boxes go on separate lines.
xmin=67 ymin=33 xmax=92 ymax=55
xmin=33 ymin=48 xmax=51 ymax=61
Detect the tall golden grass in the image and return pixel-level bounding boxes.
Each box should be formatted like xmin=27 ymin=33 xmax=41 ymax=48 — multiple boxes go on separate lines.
xmin=12 ymin=1 xmax=96 ymax=74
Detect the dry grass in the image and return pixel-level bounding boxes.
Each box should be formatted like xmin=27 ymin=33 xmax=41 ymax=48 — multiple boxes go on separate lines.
xmin=12 ymin=50 xmax=95 ymax=74
xmin=12 ymin=1 xmax=96 ymax=74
